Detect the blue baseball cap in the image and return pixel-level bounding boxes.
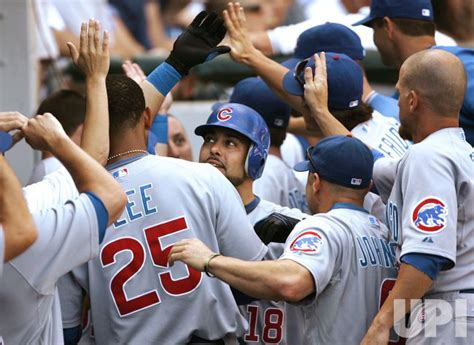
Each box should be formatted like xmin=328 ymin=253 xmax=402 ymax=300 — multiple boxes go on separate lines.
xmin=230 ymin=77 xmax=291 ymax=129
xmin=0 ymin=131 xmax=13 ymax=153
xmin=282 ymin=52 xmax=363 ymax=110
xmin=353 ymin=0 xmax=434 ymax=27
xmin=294 ymin=135 xmax=373 ymax=189
xmin=282 ymin=22 xmax=365 ymax=70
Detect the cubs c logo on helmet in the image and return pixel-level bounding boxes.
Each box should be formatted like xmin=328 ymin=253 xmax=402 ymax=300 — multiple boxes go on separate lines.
xmin=412 ymin=197 xmax=448 ymax=233
xmin=217 ymin=108 xmax=233 ymax=122
xmin=290 ymin=231 xmax=323 ymax=254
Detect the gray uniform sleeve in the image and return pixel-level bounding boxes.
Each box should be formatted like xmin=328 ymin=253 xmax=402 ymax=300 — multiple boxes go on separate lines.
xmin=373 ymin=157 xmax=401 ymax=203
xmin=9 ymin=193 xmax=99 ymax=294
xmin=210 ymin=170 xmax=267 ymax=261
xmin=279 ymin=218 xmax=342 ymax=300
xmin=23 ymin=167 xmax=79 ymax=212
xmin=398 ymin=148 xmax=457 ymax=263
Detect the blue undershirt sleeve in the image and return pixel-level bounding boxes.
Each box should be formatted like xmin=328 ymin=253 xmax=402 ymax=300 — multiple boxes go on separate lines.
xmin=401 ymin=253 xmax=453 ymax=281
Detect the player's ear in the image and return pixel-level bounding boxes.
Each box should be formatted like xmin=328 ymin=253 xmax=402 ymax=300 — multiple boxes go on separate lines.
xmin=144 ymin=107 xmax=153 ymax=130
xmin=383 ymin=17 xmax=395 ymax=39
xmin=408 ymin=90 xmax=418 ymax=112
xmin=312 ymin=172 xmax=321 ymax=193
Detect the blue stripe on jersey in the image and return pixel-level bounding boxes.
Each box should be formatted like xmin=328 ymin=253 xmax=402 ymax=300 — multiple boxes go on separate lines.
xmin=106 ymin=154 xmax=148 ymax=171
xmin=330 ymin=202 xmax=369 ymax=214
xmin=371 ymin=148 xmax=385 ymax=162
xmin=85 ymin=192 xmax=109 ymax=244
xmin=245 ymin=196 xmax=261 ymax=214
xmin=366 ymin=92 xmax=400 ymax=121
xmin=401 ymin=253 xmax=453 ymax=281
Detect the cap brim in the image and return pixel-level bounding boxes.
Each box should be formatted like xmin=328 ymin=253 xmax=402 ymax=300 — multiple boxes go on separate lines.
xmin=282 ymin=70 xmax=304 ymax=97
xmin=293 ymin=160 xmax=311 ymax=172
xmin=352 ymin=15 xmax=376 ymax=27
xmin=281 ymin=58 xmax=300 ymax=69
xmin=0 ymin=131 xmax=13 ymax=153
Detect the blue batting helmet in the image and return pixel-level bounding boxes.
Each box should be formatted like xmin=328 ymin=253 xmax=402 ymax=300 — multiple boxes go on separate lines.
xmin=195 ymin=103 xmax=270 ymax=180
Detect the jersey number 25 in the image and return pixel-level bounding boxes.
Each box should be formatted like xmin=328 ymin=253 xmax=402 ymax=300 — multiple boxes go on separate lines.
xmin=101 ymin=217 xmax=202 ymax=316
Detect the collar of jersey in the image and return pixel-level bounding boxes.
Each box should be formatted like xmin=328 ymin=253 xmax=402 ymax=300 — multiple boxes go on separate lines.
xmin=330 ymin=202 xmax=368 ymax=214
xmin=245 ymin=196 xmax=261 ymax=214
xmin=106 ymin=153 xmax=148 ymax=171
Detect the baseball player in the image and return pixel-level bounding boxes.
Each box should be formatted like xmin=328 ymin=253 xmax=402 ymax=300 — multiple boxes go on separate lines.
xmin=229 ymin=77 xmax=309 ymax=213
xmin=0 ymin=155 xmax=37 ymax=280
xmin=73 ymin=76 xmax=266 ymax=344
xmin=70 ymin=12 xmax=269 ymax=343
xmin=196 ymin=102 xmax=307 ymax=344
xmin=170 ymin=135 xmax=398 ymax=345
xmin=223 ymin=3 xmax=409 ymax=160
xmin=353 ymin=0 xmax=474 ymax=146
xmin=361 ymin=49 xmax=474 ymax=344
xmin=0 ymin=113 xmax=127 ymax=344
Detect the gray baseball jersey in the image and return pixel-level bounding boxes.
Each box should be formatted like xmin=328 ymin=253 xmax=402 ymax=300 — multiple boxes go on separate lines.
xmin=83 ymin=155 xmax=267 ymax=344
xmin=242 ymin=199 xmax=307 ymax=344
xmin=351 ymin=110 xmax=410 ymax=159
xmin=26 ymin=158 xmax=85 ymax=331
xmin=254 ymin=155 xmax=309 ymax=213
xmin=280 ymin=205 xmax=398 ymax=345
xmin=0 ymin=194 xmax=101 ymax=344
xmin=373 ymin=128 xmax=474 ymax=294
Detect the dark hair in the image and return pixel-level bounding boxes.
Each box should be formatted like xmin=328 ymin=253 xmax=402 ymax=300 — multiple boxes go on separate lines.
xmin=106 ymin=74 xmax=146 ymax=132
xmin=36 ymin=90 xmax=86 ymax=136
xmin=373 ymin=17 xmax=435 ymax=37
xmin=269 ymin=127 xmax=286 ymax=148
xmin=331 ymin=102 xmax=373 ymax=131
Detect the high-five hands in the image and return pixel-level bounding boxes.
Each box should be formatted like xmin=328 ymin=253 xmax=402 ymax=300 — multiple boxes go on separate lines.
xmin=67 ymin=19 xmax=110 ymax=79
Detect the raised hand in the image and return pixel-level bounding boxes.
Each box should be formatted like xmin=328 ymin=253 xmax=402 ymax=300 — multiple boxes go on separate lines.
xmin=223 ymin=2 xmax=259 ymax=64
xmin=165 ymin=11 xmax=230 ymax=75
xmin=67 ymin=19 xmax=110 ymax=79
xmin=122 ymin=60 xmax=147 ymax=84
xmin=22 ymin=113 xmax=69 ymax=152
xmin=303 ymin=53 xmax=329 ymax=115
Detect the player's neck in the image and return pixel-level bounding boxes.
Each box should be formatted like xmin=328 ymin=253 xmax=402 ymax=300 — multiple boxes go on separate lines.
xmin=109 ymin=129 xmax=147 ymax=162
xmin=268 ymin=146 xmax=281 ymax=158
xmin=413 ymin=114 xmax=459 ymax=143
xmin=320 ymin=195 xmax=364 ymax=213
xmin=237 ymin=180 xmax=255 ymax=206
xmin=398 ymin=36 xmax=436 ymax=68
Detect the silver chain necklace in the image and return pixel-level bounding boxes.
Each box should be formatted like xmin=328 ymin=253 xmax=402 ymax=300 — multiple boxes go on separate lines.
xmin=107 ymin=149 xmax=148 ymax=162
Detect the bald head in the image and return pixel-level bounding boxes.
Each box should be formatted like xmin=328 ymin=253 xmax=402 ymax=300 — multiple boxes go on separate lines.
xmin=399 ymin=49 xmax=467 ymax=116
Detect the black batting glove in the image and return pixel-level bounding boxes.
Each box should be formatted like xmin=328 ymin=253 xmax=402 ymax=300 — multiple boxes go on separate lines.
xmin=165 ymin=11 xmax=230 ymax=76
xmin=254 ymin=213 xmax=302 ymax=245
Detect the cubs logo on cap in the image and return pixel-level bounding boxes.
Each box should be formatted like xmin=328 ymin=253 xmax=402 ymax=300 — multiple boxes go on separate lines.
xmin=217 ymin=108 xmax=233 ymax=122
xmin=290 ymin=231 xmax=323 ymax=254
xmin=412 ymin=197 xmax=448 ymax=233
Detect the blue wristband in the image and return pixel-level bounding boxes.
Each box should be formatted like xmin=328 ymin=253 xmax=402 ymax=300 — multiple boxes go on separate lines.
xmin=146 ymin=62 xmax=182 ymax=96
xmin=151 ymin=114 xmax=168 ymax=144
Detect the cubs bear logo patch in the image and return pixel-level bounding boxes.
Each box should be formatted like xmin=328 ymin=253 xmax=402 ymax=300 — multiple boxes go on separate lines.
xmin=411 ymin=197 xmax=448 ymax=233
xmin=290 ymin=231 xmax=323 ymax=254
xmin=217 ymin=107 xmax=233 ymax=121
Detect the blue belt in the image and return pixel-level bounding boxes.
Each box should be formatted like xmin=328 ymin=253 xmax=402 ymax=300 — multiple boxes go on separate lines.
xmin=460 ymin=289 xmax=474 ymax=294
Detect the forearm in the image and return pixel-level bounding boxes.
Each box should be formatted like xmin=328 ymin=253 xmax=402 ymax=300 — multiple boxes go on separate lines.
xmin=372 ymin=263 xmax=433 ymax=330
xmin=82 ymin=78 xmax=109 ymax=164
xmin=288 ymin=117 xmax=323 ymax=136
xmin=208 ymin=256 xmax=300 ymax=302
xmin=50 ymin=136 xmax=125 ymax=223
xmin=0 ymin=156 xmax=37 ymax=261
xmin=244 ymin=50 xmax=307 ymax=114
xmin=141 ymin=80 xmax=166 ymax=116
xmin=308 ymin=108 xmax=351 ymax=137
